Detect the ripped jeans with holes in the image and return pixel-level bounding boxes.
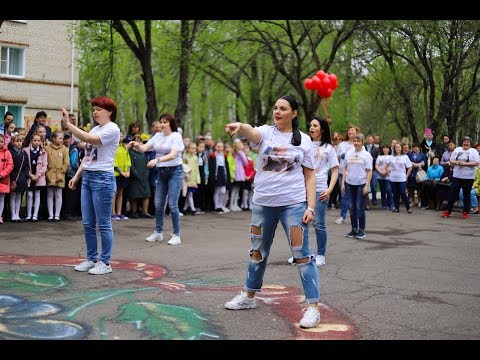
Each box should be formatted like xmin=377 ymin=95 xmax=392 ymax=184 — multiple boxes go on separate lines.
xmin=245 ymin=201 xmax=320 ymax=303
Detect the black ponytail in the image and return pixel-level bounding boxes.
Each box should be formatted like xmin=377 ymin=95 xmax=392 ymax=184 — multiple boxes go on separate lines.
xmin=280 ymin=95 xmax=301 ymax=146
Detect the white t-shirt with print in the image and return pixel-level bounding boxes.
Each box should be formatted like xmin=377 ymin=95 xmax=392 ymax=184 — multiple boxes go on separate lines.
xmin=313 ymin=141 xmax=339 ymax=192
xmin=147 ymin=131 xmax=185 ymax=167
xmin=376 ymin=154 xmax=392 ymax=180
xmin=252 ymin=125 xmax=314 ymax=207
xmin=344 ymin=148 xmax=373 ymax=186
xmin=451 ymin=147 xmax=480 ymax=179
xmin=337 ymin=141 xmax=354 ymax=175
xmin=388 ymin=155 xmax=412 ymax=183
xmin=82 ymin=121 xmax=120 ymax=172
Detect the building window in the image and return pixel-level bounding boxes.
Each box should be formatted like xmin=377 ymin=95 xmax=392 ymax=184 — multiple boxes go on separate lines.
xmin=1 ymin=105 xmax=23 ymax=127
xmin=1 ymin=46 xmax=25 ymax=77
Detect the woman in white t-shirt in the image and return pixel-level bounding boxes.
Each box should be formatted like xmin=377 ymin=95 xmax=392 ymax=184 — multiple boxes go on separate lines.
xmin=376 ymin=144 xmax=394 ymax=210
xmin=389 ymin=142 xmax=413 ymax=213
xmin=442 ymin=136 xmax=480 ymax=219
xmin=62 ymin=96 xmax=120 ymax=275
xmin=288 ymin=116 xmax=338 ymax=267
xmin=130 ymin=114 xmax=185 ymax=245
xmin=224 ymin=95 xmax=320 ymax=329
xmin=335 ymin=124 xmax=360 ymax=224
xmin=341 ymin=133 xmax=373 ymax=239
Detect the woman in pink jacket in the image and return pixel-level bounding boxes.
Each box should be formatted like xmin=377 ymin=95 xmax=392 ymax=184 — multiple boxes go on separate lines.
xmin=0 ymin=134 xmax=14 ymax=224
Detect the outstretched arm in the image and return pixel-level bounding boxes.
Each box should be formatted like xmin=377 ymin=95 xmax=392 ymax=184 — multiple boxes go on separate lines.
xmin=225 ymin=123 xmax=262 ymax=146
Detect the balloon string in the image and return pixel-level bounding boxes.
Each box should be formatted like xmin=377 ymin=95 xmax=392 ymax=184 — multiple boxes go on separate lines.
xmin=321 ymin=98 xmax=328 ymax=119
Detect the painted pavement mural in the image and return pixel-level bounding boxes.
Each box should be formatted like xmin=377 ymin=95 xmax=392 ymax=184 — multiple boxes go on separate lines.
xmin=0 ymin=254 xmax=359 ymax=340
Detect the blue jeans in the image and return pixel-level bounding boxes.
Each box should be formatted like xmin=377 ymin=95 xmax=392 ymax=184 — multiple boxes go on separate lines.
xmin=338 ymin=173 xmax=349 ymax=219
xmin=370 ymin=170 xmax=378 ymax=203
xmin=346 ymin=183 xmax=366 ymax=231
xmin=378 ymin=179 xmax=393 ymax=209
xmin=154 ymin=165 xmax=183 ymax=236
xmin=246 ymin=202 xmax=320 ymax=303
xmin=81 ymin=171 xmax=116 ymax=264
xmin=313 ymin=191 xmax=328 ymax=256
xmin=459 ymin=188 xmax=478 ymax=208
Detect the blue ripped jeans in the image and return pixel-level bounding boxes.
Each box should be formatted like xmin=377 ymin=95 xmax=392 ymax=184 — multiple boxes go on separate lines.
xmin=245 ymin=201 xmax=320 ymax=304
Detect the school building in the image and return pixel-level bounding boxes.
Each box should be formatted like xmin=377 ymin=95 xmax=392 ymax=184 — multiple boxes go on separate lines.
xmin=0 ymin=20 xmax=79 ymax=130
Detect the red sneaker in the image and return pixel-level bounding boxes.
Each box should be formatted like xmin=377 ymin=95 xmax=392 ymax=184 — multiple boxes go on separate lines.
xmin=442 ymin=210 xmax=451 ymax=218
xmin=462 ymin=211 xmax=468 ymax=219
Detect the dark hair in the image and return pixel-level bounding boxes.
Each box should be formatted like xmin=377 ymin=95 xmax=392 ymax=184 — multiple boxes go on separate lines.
xmin=462 ymin=136 xmax=472 ymax=144
xmin=3 ymin=111 xmax=14 ymax=121
xmin=159 ymin=113 xmax=177 ymax=132
xmin=128 ymin=120 xmax=141 ymax=134
xmin=91 ymin=96 xmax=117 ymax=122
xmin=35 ymin=111 xmax=47 ymax=120
xmin=309 ymin=117 xmax=332 ymax=146
xmin=279 ymin=95 xmax=301 ymax=146
xmin=380 ymin=144 xmax=391 ymax=155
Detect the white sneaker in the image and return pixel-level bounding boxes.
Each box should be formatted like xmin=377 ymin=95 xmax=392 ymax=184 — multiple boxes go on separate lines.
xmin=146 ymin=231 xmax=163 ymax=242
xmin=225 ymin=291 xmax=257 ymax=310
xmin=167 ymin=234 xmax=181 ymax=245
xmin=222 ymin=207 xmax=231 ymax=213
xmin=88 ymin=261 xmax=112 ymax=275
xmin=315 ymin=255 xmax=325 ymax=267
xmin=299 ymin=306 xmax=321 ymax=328
xmin=288 ymin=256 xmax=294 ymax=264
xmin=334 ymin=216 xmax=345 ymax=224
xmin=74 ymin=260 xmax=96 ymax=272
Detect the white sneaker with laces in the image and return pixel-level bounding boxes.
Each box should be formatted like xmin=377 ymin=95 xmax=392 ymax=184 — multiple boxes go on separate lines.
xmin=74 ymin=260 xmax=96 ymax=272
xmin=334 ymin=216 xmax=345 ymax=224
xmin=167 ymin=234 xmax=181 ymax=245
xmin=225 ymin=291 xmax=257 ymax=310
xmin=146 ymin=231 xmax=163 ymax=242
xmin=88 ymin=261 xmax=112 ymax=275
xmin=315 ymin=255 xmax=325 ymax=267
xmin=299 ymin=306 xmax=321 ymax=328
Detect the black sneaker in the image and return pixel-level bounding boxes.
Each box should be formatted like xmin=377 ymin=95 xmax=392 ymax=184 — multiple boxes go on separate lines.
xmin=345 ymin=229 xmax=358 ymax=238
xmin=355 ymin=230 xmax=366 ymax=239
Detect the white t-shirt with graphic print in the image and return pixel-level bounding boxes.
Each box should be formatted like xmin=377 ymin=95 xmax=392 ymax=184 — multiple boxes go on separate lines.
xmin=337 ymin=140 xmax=354 ymax=175
xmin=451 ymin=147 xmax=479 ymax=179
xmin=82 ymin=121 xmax=120 ymax=172
xmin=344 ymin=148 xmax=373 ymax=186
xmin=312 ymin=141 xmax=339 ymax=193
xmin=388 ymin=155 xmax=412 ymax=183
xmin=147 ymin=131 xmax=185 ymax=167
xmin=376 ymin=154 xmax=392 ymax=180
xmin=252 ymin=125 xmax=314 ymax=207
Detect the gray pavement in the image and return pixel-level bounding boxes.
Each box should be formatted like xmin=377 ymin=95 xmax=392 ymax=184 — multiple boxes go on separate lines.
xmin=0 ymin=205 xmax=479 ymax=341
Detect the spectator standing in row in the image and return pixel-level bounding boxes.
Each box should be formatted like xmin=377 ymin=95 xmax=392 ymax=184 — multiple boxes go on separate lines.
xmin=24 ymin=134 xmax=47 ymax=222
xmin=0 ymin=134 xmax=14 ymax=224
xmin=127 ymin=135 xmax=152 ymax=218
xmin=442 ymin=136 xmax=480 ymax=219
xmin=342 ymin=133 xmax=373 ymax=239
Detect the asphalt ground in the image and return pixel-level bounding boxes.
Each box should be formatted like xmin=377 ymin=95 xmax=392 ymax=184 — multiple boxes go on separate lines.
xmin=0 ymin=204 xmax=478 ymax=352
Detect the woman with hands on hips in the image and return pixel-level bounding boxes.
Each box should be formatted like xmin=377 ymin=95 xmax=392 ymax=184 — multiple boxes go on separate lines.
xmin=223 ymin=94 xmax=321 ymax=329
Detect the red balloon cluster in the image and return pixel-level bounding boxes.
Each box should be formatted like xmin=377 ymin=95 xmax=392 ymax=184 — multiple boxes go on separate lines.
xmin=303 ymin=70 xmax=338 ymax=98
